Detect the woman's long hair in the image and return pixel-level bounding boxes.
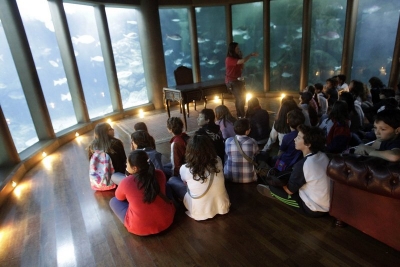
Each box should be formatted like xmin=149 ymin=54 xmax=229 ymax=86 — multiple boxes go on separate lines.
xmin=88 ymin=122 xmax=115 ymax=154
xmin=328 ymin=100 xmax=349 ymax=125
xmin=226 ymin=42 xmax=241 ymax=59
xmin=185 ymin=135 xmax=219 ymax=183
xmin=131 ymin=130 xmax=153 ymax=149
xmin=274 ymin=99 xmax=300 ymax=133
xmin=128 ymin=150 xmax=159 ymax=203
xmin=245 ymin=97 xmax=260 ymax=118
xmin=215 ymin=105 xmax=236 ymax=127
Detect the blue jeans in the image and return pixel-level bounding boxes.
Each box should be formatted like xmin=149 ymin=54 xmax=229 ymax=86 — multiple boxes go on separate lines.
xmin=167 ymin=176 xmax=187 ymax=201
xmin=109 ymin=197 xmax=128 ymax=223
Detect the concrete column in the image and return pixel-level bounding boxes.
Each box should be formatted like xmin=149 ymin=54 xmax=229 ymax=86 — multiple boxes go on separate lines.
xmin=299 ymin=0 xmax=312 ymax=91
xmin=94 ymin=5 xmax=123 ymax=112
xmin=389 ymin=16 xmax=400 ymax=89
xmin=0 ymin=106 xmax=20 ymax=166
xmin=188 ymin=7 xmax=200 ymax=82
xmin=48 ymin=0 xmax=90 ymax=123
xmin=137 ymin=0 xmax=167 ymax=110
xmin=341 ymin=0 xmax=359 ymax=81
xmin=263 ymin=0 xmax=270 ymax=93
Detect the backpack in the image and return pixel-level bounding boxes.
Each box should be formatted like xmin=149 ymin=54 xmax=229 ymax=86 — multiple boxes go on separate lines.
xmin=89 ymin=150 xmax=116 ymax=191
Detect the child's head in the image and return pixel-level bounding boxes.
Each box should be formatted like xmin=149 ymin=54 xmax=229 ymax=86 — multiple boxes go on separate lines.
xmin=234 ymin=118 xmax=251 ymax=135
xmin=295 ymin=125 xmax=326 ymax=153
xmin=127 ymin=149 xmax=149 ymax=175
xmin=299 ymin=91 xmax=313 ymax=104
xmin=314 ymin=83 xmax=324 ymax=92
xmin=329 ymin=100 xmax=349 ymax=124
xmin=94 ymin=122 xmax=113 ymax=140
xmin=374 ymin=109 xmax=400 ymax=141
xmin=134 ymin=122 xmax=148 ymax=132
xmin=215 ymin=105 xmax=231 ymax=120
xmin=338 ymin=74 xmax=346 ymax=84
xmin=379 ymin=88 xmax=395 ymax=99
xmin=131 ymin=130 xmax=153 ymax=150
xmin=287 ymin=109 xmax=305 ymax=130
xmin=198 ymin=108 xmax=215 ymax=126
xmin=247 ymin=97 xmax=260 ymax=110
xmin=349 ymin=80 xmax=364 ymax=97
xmin=167 ymin=117 xmax=184 ymax=135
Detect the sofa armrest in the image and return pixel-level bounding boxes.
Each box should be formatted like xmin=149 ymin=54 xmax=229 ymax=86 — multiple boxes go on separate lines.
xmin=327 ymin=154 xmax=400 ymax=199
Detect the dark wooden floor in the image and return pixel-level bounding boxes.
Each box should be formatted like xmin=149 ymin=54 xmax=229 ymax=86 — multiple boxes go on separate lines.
xmin=1 ymin=99 xmax=400 ymax=267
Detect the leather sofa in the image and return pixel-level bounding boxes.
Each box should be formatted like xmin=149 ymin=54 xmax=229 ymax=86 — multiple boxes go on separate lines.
xmin=326 ymin=154 xmax=400 ymax=251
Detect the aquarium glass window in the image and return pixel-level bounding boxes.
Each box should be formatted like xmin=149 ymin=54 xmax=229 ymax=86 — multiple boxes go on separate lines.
xmin=17 ymin=0 xmax=77 ymax=132
xmin=195 ymin=6 xmax=226 ymax=81
xmin=106 ymin=7 xmax=148 ymax=109
xmin=232 ymin=2 xmax=264 ymax=93
xmin=352 ymin=0 xmax=399 ymax=85
xmin=270 ymin=0 xmax=303 ymax=92
xmin=159 ymin=8 xmax=192 ymax=86
xmin=0 ymin=19 xmax=39 ymax=152
xmin=308 ymin=0 xmax=347 ymax=85
xmin=64 ymin=3 xmax=112 ymax=119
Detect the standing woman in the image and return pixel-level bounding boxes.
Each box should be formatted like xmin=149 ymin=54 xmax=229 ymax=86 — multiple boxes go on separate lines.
xmin=109 ymin=150 xmax=175 ymax=236
xmin=225 ymin=42 xmax=258 ymax=118
xmin=88 ymin=122 xmax=127 ymax=186
xmin=167 ymin=135 xmax=230 ymax=221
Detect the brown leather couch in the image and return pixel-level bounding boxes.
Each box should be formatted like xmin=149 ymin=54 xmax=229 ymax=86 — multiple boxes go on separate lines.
xmin=327 ymin=154 xmax=400 ymax=251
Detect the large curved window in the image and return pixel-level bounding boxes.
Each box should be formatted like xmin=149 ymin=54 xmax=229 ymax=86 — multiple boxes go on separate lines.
xmin=308 ymin=0 xmax=347 ymax=85
xmin=195 ymin=6 xmax=227 ymax=81
xmin=64 ymin=3 xmax=112 ymax=119
xmin=270 ymin=0 xmax=303 ymax=92
xmin=17 ymin=0 xmax=77 ymax=132
xmin=105 ymin=7 xmax=148 ymax=108
xmin=159 ymin=8 xmax=193 ymax=86
xmin=0 ymin=19 xmax=38 ymax=152
xmin=232 ymin=2 xmax=264 ymax=92
xmin=352 ymin=0 xmax=399 ymax=85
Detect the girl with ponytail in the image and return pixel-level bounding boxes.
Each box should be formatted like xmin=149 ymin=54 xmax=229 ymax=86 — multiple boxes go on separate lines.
xmin=109 ymin=150 xmax=175 ymax=236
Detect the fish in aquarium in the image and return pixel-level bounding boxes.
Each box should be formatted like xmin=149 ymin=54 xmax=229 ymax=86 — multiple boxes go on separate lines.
xmin=54 ymin=77 xmax=67 ymax=86
xmin=320 ymin=31 xmax=340 ymax=41
xmin=7 ymin=90 xmax=25 ymax=100
xmin=61 ymin=93 xmax=71 ymax=101
xmin=123 ymin=32 xmax=138 ymax=39
xmin=198 ymin=37 xmax=210 ymax=43
xmin=166 ymin=34 xmax=182 ymax=41
xmin=117 ymin=71 xmax=133 ymax=79
xmin=281 ymin=72 xmax=293 ymax=78
xmin=171 ymin=18 xmax=180 ymax=22
xmin=90 ymin=56 xmax=104 ymax=62
xmin=207 ymin=59 xmax=219 ymax=65
xmin=49 ymin=60 xmax=59 ymax=67
xmin=243 ymin=34 xmax=251 ymax=40
xmin=279 ymin=43 xmax=291 ymax=50
xmin=72 ymin=35 xmax=96 ymax=45
xmin=232 ymin=26 xmax=248 ymax=36
xmin=270 ymin=22 xmax=276 ymax=29
xmin=270 ymin=62 xmax=277 ymax=68
xmin=207 ymin=75 xmax=215 ymax=79
xmin=363 ymin=5 xmax=381 ymax=14
xmin=126 ymin=20 xmax=137 ymax=25
xmin=174 ymin=58 xmax=183 ymax=65
xmin=215 ymin=40 xmax=225 ymax=46
xmin=164 ymin=49 xmax=173 ymax=56
xmin=213 ymin=48 xmax=221 ymax=54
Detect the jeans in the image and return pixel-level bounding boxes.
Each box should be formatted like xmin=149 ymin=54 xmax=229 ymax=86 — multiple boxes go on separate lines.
xmin=109 ymin=197 xmax=128 ymax=224
xmin=226 ymin=80 xmax=246 ymax=117
xmin=167 ymin=176 xmax=187 ymax=201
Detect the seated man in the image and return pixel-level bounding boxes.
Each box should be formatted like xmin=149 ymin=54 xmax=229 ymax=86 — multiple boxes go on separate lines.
xmin=354 ymin=109 xmax=400 ymax=162
xmin=257 ymin=125 xmax=331 ymax=218
xmin=224 ymin=118 xmax=259 ymax=183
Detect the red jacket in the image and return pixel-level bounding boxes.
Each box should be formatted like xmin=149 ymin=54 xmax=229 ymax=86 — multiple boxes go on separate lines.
xmin=170 ymin=133 xmax=189 ymax=176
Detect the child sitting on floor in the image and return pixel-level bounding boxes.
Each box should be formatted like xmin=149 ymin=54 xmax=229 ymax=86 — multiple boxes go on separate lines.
xmin=354 ymin=109 xmax=400 ymax=162
xmin=224 ymin=118 xmax=259 ymax=183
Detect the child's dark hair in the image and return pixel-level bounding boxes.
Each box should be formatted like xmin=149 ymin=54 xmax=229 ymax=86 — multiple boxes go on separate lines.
xmin=131 ymin=130 xmax=153 ymax=149
xmin=375 ymin=109 xmax=400 ymax=129
xmin=215 ymin=105 xmax=236 ymax=127
xmin=297 ymin=125 xmax=326 ymax=153
xmin=306 ymin=85 xmax=316 ymax=94
xmin=234 ymin=118 xmax=250 ymax=135
xmin=127 ymin=150 xmax=159 ymax=203
xmin=329 ymin=100 xmax=349 ymax=125
xmin=167 ymin=117 xmax=184 ymax=135
xmin=245 ymin=97 xmax=261 ymax=117
xmin=200 ymin=108 xmax=216 ymax=124
xmin=314 ymin=83 xmax=323 ymax=91
xmin=275 ymin=100 xmax=300 ymax=133
xmin=134 ymin=122 xmax=148 ymax=132
xmin=338 ymin=74 xmax=346 ymax=82
xmin=287 ymin=109 xmax=305 ymax=129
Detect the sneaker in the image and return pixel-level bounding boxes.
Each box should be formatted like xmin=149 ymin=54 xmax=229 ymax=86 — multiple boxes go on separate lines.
xmin=257 ymin=184 xmax=273 ymax=198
